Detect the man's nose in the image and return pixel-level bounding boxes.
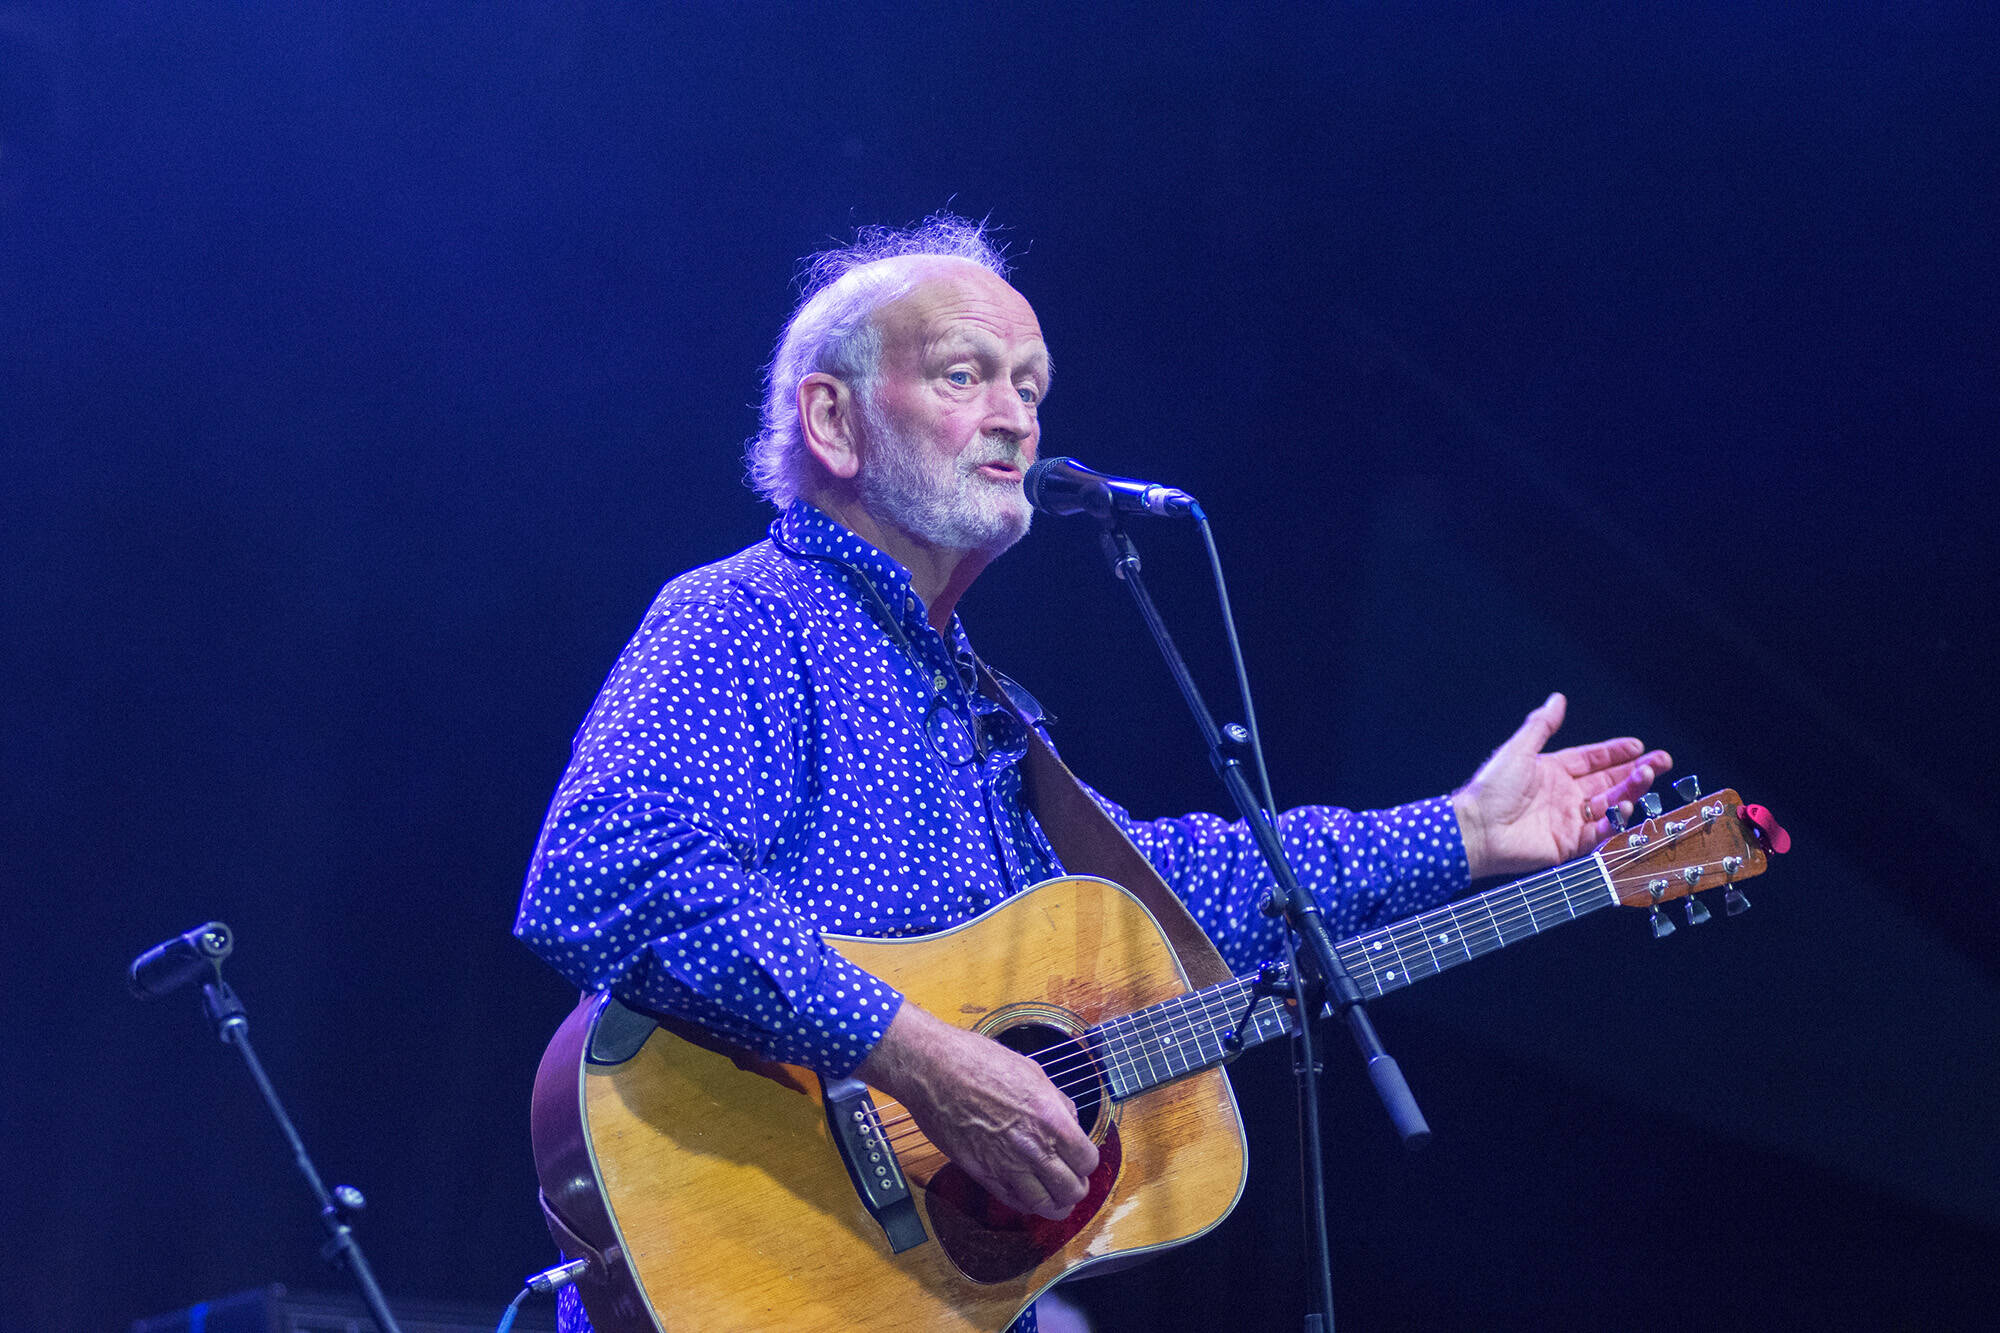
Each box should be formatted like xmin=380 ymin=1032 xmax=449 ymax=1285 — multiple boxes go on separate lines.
xmin=983 ymin=383 xmax=1037 ymax=440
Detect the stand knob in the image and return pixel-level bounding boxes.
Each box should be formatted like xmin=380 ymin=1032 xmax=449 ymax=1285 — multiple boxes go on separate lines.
xmin=330 ymin=1184 xmax=367 ymax=1221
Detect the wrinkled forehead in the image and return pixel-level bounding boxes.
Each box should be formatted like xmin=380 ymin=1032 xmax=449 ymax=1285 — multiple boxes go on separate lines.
xmin=867 ymin=258 xmax=1047 ymax=361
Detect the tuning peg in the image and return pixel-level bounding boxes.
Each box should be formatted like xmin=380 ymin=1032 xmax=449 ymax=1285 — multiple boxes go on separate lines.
xmin=1648 ymin=907 xmax=1676 ymax=939
xmin=1672 ymin=774 xmax=1702 ymax=803
xmin=1724 ymin=888 xmax=1752 ymax=916
xmin=1640 ymin=792 xmax=1663 ymax=819
xmin=1606 ymin=803 xmax=1627 ymax=832
xmin=1683 ymin=895 xmax=1711 ymax=926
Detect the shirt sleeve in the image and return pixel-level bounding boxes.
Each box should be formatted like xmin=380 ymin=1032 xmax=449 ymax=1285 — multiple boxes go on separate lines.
xmin=1086 ymin=790 xmax=1471 ymax=975
xmin=513 ymin=589 xmax=902 ymax=1077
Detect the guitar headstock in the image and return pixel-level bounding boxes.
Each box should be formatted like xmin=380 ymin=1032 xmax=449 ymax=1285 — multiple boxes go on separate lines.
xmin=1597 ymin=787 xmax=1789 ymax=933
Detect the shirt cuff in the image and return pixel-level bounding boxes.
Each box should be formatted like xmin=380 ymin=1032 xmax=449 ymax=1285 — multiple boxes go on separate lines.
xmin=783 ymin=950 xmax=905 ymax=1078
xmin=1357 ymin=793 xmax=1471 ymax=894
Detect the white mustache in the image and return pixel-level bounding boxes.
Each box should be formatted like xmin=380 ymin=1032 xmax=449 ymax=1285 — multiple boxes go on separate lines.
xmin=964 ymin=437 xmax=1024 ymax=471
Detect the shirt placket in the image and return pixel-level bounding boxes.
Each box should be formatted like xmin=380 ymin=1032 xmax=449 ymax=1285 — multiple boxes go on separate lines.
xmin=974 ymin=707 xmax=1045 ymax=896
xmin=907 ymin=620 xmax=1044 ymax=907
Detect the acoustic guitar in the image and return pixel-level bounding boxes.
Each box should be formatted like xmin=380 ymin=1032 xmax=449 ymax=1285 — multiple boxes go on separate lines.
xmin=531 ymin=788 xmax=1786 ymax=1332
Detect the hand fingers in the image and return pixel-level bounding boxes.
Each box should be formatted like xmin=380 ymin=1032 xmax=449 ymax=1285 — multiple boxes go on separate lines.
xmin=1012 ymin=1148 xmax=1088 ymax=1219
xmin=968 ymin=1101 xmax=1095 ymax=1219
xmin=1023 ymin=1117 xmax=1096 ymax=1217
xmin=1556 ymin=736 xmax=1645 ymax=776
xmin=1601 ymin=751 xmax=1672 ymax=803
xmin=1051 ymin=1105 xmax=1101 ymax=1180
xmin=1607 ymin=756 xmax=1669 ymax=807
xmin=1575 ymin=749 xmax=1672 ymax=797
xmin=994 ymin=1165 xmax=1065 ymax=1220
xmin=1504 ymin=692 xmax=1567 ymax=757
xmin=918 ymin=1025 xmax=1100 ymax=1220
xmin=1056 ymin=1139 xmax=1099 ymax=1185
xmin=1579 ymin=756 xmax=1677 ymax=830
xmin=1580 ymin=773 xmax=1645 ymax=827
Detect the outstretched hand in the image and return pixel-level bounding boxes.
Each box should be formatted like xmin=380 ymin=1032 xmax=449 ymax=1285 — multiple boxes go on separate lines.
xmin=1451 ymin=692 xmax=1672 ymax=880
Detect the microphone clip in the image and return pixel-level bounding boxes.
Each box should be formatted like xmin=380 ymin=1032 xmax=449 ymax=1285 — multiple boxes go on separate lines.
xmin=128 ymin=921 xmax=235 ymax=1001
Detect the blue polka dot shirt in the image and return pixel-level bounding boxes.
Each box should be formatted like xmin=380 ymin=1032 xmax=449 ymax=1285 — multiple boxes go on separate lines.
xmin=515 ymin=502 xmax=1470 ymax=1081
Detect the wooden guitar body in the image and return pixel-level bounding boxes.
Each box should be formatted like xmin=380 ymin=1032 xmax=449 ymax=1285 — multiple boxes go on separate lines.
xmin=532 ymin=876 xmax=1251 ymax=1332
xmin=530 ymin=787 xmax=1788 ymax=1330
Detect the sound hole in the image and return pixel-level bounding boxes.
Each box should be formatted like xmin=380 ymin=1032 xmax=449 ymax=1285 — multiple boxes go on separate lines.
xmin=925 ymin=1017 xmax=1124 ymax=1284
xmin=996 ymin=1021 xmax=1104 ymax=1138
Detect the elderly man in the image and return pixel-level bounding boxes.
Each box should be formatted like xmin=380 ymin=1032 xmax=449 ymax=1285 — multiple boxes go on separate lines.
xmin=516 ymin=216 xmax=1668 ymax=1333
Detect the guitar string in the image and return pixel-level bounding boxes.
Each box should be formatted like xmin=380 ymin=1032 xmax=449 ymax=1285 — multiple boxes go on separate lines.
xmin=863 ymin=821 xmax=1729 ymax=1144
xmin=870 ymin=922 xmax=1525 ymax=1148
xmin=870 ymin=839 xmax=1717 ymax=1147
xmin=864 ymin=974 xmax=1286 ymax=1150
xmin=914 ymin=830 xmax=1689 ymax=1109
xmin=868 ymin=977 xmax=1302 ymax=1153
xmin=1332 ymin=823 xmax=1727 ymax=997
xmin=866 ymin=826 xmax=1721 ymax=1143
xmin=867 ymin=880 xmax=1604 ymax=1155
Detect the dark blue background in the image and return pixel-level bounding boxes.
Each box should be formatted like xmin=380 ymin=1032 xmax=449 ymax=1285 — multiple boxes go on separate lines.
xmin=4 ymin=3 xmax=1995 ymax=1329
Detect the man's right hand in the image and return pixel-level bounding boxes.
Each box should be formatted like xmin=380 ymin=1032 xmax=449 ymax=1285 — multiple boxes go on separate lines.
xmin=855 ymin=1000 xmax=1099 ymax=1221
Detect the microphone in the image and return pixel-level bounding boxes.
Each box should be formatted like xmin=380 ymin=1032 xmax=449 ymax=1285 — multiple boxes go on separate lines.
xmin=129 ymin=921 xmax=234 ymax=999
xmin=1023 ymin=457 xmax=1198 ymax=520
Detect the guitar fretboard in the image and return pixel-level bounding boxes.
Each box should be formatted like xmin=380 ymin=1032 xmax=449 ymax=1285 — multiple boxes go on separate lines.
xmin=1085 ymin=852 xmax=1615 ymax=1102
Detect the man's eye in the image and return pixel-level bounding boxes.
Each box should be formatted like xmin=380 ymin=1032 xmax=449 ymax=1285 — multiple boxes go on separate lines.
xmin=946 ymin=370 xmax=974 ymax=386
xmin=1017 ymin=386 xmax=1040 ymax=405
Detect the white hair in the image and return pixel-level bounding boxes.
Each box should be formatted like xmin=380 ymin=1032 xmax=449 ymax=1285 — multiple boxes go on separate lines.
xmin=744 ymin=214 xmax=1012 ymax=507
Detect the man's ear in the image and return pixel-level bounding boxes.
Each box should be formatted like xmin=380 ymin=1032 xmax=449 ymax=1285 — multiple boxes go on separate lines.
xmin=799 ymin=373 xmax=862 ymax=480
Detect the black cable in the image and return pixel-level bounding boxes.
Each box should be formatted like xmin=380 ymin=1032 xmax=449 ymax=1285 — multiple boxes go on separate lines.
xmin=1194 ymin=506 xmax=1280 ymax=818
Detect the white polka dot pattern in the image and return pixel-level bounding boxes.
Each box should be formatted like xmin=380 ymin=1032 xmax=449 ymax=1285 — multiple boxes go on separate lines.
xmin=514 ymin=502 xmax=1470 ymax=1084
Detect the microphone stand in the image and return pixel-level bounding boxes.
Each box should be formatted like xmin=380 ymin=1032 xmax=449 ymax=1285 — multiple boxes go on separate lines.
xmin=1095 ymin=516 xmax=1429 ymax=1333
xmin=196 ymin=973 xmax=405 ymax=1333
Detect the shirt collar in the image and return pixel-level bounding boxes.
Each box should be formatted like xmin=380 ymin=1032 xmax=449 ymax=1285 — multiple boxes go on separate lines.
xmin=771 ymin=501 xmax=949 ymax=644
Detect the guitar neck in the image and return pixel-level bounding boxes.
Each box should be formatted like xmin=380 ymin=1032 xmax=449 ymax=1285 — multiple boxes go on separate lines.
xmin=1087 ymin=851 xmax=1616 ymax=1101
xmin=1336 ymin=852 xmax=1618 ymax=1000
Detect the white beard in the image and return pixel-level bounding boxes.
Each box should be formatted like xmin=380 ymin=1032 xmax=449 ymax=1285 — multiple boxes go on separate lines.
xmin=855 ymin=392 xmax=1033 ymax=555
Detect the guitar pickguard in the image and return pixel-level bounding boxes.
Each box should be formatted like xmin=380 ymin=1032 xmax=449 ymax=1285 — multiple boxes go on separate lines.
xmin=927 ymin=1126 xmax=1124 ymax=1284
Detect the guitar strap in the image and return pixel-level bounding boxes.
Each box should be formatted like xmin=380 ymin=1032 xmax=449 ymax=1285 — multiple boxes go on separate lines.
xmin=976 ymin=663 xmax=1233 ymax=990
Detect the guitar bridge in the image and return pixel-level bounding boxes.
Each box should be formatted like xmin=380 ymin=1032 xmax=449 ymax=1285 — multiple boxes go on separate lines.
xmin=822 ymin=1076 xmax=929 ymax=1254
